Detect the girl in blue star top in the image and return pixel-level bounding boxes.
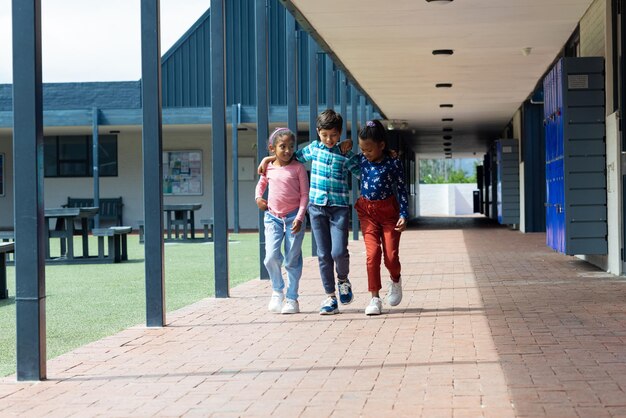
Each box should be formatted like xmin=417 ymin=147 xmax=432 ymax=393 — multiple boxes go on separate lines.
xmin=353 ymin=120 xmax=409 ymax=315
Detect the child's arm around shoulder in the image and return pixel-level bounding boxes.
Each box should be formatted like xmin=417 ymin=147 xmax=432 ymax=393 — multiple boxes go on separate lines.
xmin=344 ymin=150 xmax=361 ymax=178
xmin=257 ymin=156 xmax=275 ymax=175
xmin=294 ymin=141 xmax=315 ymax=163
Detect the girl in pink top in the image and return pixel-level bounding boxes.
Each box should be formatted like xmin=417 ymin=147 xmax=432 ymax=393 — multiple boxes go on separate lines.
xmin=255 ymin=128 xmax=309 ymax=314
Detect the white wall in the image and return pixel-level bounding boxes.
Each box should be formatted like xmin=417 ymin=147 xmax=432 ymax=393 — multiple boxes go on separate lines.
xmin=0 ymin=126 xmax=262 ymax=230
xmin=419 ymin=183 xmax=477 ymax=216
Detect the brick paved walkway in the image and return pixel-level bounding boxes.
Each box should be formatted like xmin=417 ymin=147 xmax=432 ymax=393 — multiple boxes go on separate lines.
xmin=2 ymin=217 xmax=626 ymax=417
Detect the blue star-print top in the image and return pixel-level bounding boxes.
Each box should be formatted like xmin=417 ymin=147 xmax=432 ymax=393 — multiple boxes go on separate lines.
xmin=359 ymin=154 xmax=409 ymax=219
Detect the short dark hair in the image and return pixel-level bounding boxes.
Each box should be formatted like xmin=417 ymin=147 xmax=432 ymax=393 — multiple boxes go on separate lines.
xmin=316 ymin=109 xmax=343 ymax=131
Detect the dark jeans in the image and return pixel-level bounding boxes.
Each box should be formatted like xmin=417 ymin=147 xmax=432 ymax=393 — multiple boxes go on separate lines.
xmin=308 ymin=204 xmax=350 ymax=295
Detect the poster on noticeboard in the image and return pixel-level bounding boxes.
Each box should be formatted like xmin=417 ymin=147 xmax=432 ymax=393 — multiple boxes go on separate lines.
xmin=162 ymin=150 xmax=202 ymax=195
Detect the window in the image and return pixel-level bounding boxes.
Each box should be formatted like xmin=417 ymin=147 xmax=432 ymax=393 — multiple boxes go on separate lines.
xmin=44 ymin=135 xmax=118 ymax=177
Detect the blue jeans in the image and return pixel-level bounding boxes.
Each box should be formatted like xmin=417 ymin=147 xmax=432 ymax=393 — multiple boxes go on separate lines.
xmin=264 ymin=210 xmax=306 ymax=301
xmin=308 ymin=204 xmax=350 ymax=295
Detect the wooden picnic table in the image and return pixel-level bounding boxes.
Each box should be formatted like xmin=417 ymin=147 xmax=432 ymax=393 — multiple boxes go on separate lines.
xmin=45 ymin=207 xmax=99 ymax=261
xmin=163 ymin=203 xmax=202 ymax=241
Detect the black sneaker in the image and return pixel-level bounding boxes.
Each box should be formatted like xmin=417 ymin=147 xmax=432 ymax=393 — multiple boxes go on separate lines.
xmin=337 ymin=278 xmax=353 ymax=304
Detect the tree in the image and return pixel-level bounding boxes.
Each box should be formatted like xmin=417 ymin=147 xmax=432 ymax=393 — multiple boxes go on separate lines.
xmin=419 ymin=159 xmax=478 ymax=184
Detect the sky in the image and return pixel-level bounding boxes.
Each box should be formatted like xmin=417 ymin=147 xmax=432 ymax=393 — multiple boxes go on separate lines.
xmin=0 ymin=0 xmax=210 ymax=83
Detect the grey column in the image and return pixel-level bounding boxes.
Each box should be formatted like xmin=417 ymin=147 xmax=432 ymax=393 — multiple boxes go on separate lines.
xmin=360 ymin=95 xmax=367 ymax=136
xmin=256 ymin=0 xmax=269 ymax=280
xmin=140 ymin=0 xmax=165 ymax=326
xmin=308 ymin=34 xmax=318 ymax=257
xmin=92 ymin=107 xmax=100 ymax=228
xmin=325 ymin=55 xmax=334 ymax=110
xmin=212 ymin=0 xmax=230 ymax=295
xmin=13 ymin=0 xmax=46 ymax=381
xmin=286 ymin=11 xmax=298 ymax=139
xmin=351 ymin=86 xmax=360 ymax=240
xmin=340 ymin=72 xmax=347 ymax=138
xmin=232 ymin=104 xmax=240 ymax=234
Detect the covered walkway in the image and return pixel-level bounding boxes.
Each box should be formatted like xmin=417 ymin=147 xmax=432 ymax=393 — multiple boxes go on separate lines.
xmin=1 ymin=219 xmax=625 ymax=417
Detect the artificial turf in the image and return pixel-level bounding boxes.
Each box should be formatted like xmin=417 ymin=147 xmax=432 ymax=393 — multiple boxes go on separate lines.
xmin=0 ymin=232 xmax=312 ymax=377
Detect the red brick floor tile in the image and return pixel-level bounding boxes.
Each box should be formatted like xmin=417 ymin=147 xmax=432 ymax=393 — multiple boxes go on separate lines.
xmin=3 ymin=222 xmax=626 ymax=417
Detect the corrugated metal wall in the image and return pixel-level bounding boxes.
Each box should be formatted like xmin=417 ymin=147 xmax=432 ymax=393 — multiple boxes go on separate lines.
xmin=161 ymin=0 xmax=341 ymax=109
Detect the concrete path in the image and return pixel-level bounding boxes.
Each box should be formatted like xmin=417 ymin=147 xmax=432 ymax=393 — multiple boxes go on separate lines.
xmin=1 ymin=217 xmax=626 ymax=417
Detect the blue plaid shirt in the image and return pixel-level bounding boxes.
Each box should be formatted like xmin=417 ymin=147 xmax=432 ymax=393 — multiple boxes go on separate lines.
xmin=295 ymin=141 xmax=360 ymax=207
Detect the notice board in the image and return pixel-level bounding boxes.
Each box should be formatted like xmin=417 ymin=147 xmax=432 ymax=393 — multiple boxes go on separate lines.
xmin=163 ymin=150 xmax=202 ymax=195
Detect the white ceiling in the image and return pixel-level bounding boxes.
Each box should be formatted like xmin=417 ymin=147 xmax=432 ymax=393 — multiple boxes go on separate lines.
xmin=288 ymin=0 xmax=597 ymax=158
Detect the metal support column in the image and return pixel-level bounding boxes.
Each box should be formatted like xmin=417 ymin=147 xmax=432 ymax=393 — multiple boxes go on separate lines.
xmin=286 ymin=11 xmax=298 ymax=139
xmin=351 ymin=86 xmax=360 ymax=240
xmin=340 ymin=72 xmax=347 ymax=138
xmin=308 ymin=34 xmax=319 ymax=257
xmin=140 ymin=0 xmax=165 ymax=326
xmin=13 ymin=0 xmax=46 ymax=381
xmin=92 ymin=107 xmax=100 ymax=229
xmin=232 ymin=103 xmax=240 ymax=234
xmin=256 ymin=0 xmax=269 ymax=280
xmin=325 ymin=54 xmax=334 ymax=110
xmin=212 ymin=0 xmax=230 ymax=295
xmin=360 ymin=95 xmax=367 ymax=134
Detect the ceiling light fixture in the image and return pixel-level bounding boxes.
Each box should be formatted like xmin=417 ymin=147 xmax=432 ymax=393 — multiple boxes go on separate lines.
xmin=444 ymin=147 xmax=452 ymax=152
xmin=443 ymin=127 xmax=453 ymax=132
xmin=443 ymin=142 xmax=452 ymax=146
xmin=442 ymin=118 xmax=454 ymax=122
xmin=436 ymin=83 xmax=453 ymax=88
xmin=522 ymin=47 xmax=532 ymax=56
xmin=426 ymin=0 xmax=454 ymax=4
xmin=443 ymin=135 xmax=452 ymax=140
xmin=440 ymin=104 xmax=453 ymax=108
xmin=432 ymin=49 xmax=454 ymax=56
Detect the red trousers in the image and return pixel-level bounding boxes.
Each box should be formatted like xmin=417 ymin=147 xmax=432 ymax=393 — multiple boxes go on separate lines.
xmin=354 ymin=195 xmax=402 ymax=292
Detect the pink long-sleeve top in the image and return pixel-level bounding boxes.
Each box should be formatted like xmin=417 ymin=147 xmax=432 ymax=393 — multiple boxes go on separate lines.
xmin=255 ymin=160 xmax=309 ymax=222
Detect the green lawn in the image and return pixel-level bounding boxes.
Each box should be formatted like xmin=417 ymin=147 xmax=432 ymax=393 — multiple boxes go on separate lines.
xmin=0 ymin=232 xmax=312 ymax=377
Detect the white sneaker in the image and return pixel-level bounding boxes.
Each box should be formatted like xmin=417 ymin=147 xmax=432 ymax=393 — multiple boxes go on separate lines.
xmin=365 ymin=297 xmax=383 ymax=315
xmin=386 ymin=278 xmax=402 ymax=306
xmin=268 ymin=291 xmax=284 ymax=313
xmin=281 ymin=298 xmax=300 ymax=314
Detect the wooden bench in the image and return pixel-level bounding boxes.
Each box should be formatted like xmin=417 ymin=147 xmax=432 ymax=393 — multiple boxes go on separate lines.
xmin=64 ymin=196 xmax=124 ymax=226
xmin=92 ymin=226 xmax=131 ymax=262
xmin=200 ymin=218 xmax=214 ymax=241
xmin=0 ymin=242 xmax=14 ymax=299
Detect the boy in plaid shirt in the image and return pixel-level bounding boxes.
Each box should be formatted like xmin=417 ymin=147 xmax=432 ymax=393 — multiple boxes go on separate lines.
xmin=260 ymin=109 xmax=360 ymax=314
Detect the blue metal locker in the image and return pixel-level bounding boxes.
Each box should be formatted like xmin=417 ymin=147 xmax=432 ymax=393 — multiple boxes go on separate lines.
xmin=543 ymin=57 xmax=606 ymax=255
